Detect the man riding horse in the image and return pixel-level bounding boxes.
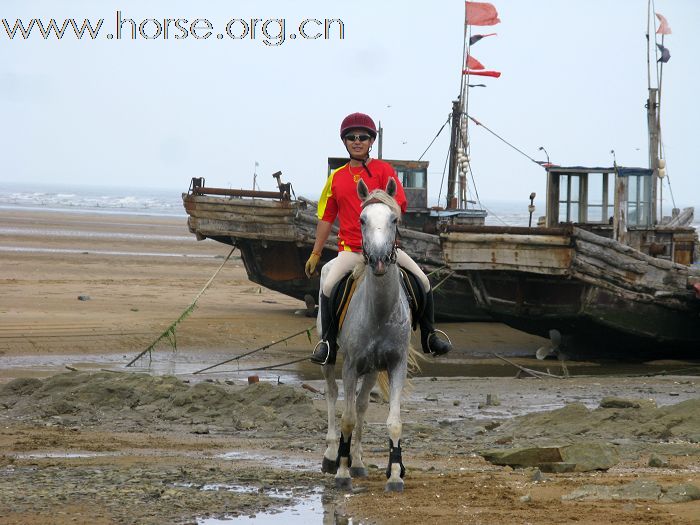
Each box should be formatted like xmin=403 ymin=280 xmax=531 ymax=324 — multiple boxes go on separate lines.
xmin=305 ymin=112 xmax=453 ymax=365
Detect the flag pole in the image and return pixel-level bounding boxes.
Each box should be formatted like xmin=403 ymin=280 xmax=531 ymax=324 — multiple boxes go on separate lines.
xmin=646 ymin=0 xmax=651 ymax=91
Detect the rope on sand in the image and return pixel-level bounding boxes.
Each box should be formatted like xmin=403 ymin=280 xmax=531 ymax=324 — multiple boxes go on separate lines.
xmin=203 ymin=356 xmax=311 ymax=374
xmin=192 ymin=325 xmax=315 ymax=375
xmin=125 ymin=247 xmax=237 ymax=367
xmin=431 ymin=270 xmax=455 ymax=291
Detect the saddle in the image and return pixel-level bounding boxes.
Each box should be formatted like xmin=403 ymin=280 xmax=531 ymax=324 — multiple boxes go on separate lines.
xmin=330 ymin=266 xmax=426 ymax=332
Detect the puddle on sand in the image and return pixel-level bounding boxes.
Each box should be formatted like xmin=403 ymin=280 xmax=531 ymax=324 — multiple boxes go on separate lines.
xmin=197 ymin=487 xmax=358 ymax=524
xmin=3 ymin=348 xmax=698 ymax=388
xmin=217 ymin=451 xmax=317 ymax=472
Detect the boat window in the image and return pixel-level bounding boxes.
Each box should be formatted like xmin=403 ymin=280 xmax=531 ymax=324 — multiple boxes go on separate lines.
xmin=558 ymin=174 xmax=581 ymax=222
xmin=396 ymin=170 xmax=406 ymax=186
xmin=400 ymin=169 xmax=427 ymax=189
xmin=411 ymin=170 xmax=427 ymax=189
xmin=586 ymin=172 xmax=613 ymax=224
xmin=626 ymin=172 xmax=652 ymax=226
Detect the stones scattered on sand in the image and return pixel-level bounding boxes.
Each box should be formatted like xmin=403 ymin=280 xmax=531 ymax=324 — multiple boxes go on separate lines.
xmin=77 ymin=295 xmax=91 ymax=301
xmin=527 ymin=467 xmax=545 ymax=482
xmin=562 ymin=480 xmax=700 ymax=503
xmin=478 ymin=393 xmax=501 ymax=409
xmin=648 ymin=453 xmax=670 ymax=468
xmin=480 ymin=442 xmax=619 ymax=472
xmin=301 ymin=383 xmax=320 ymax=394
xmin=599 ymin=397 xmax=656 ymax=409
xmin=663 ymin=483 xmax=700 ymax=503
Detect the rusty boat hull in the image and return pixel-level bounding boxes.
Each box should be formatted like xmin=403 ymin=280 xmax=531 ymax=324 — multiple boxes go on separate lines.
xmin=440 ymin=224 xmax=700 ymax=356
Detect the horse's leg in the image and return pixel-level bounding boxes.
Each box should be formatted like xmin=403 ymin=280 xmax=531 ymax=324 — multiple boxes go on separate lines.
xmin=335 ymin=370 xmax=357 ymax=490
xmin=349 ymin=370 xmax=377 ymax=478
xmin=385 ymin=363 xmax=407 ymax=492
xmin=321 ymin=362 xmax=338 ymax=474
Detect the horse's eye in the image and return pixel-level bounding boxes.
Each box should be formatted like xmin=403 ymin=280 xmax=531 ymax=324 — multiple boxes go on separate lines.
xmin=392 ymin=217 xmax=398 ymax=224
xmin=360 ymin=218 xmax=365 ymax=225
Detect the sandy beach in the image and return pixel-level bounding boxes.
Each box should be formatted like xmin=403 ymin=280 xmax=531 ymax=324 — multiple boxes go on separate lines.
xmin=1 ymin=208 xmax=699 ymax=524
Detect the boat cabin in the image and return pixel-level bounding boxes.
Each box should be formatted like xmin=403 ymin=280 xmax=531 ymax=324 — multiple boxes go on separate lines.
xmin=545 ymin=166 xmax=696 ymax=265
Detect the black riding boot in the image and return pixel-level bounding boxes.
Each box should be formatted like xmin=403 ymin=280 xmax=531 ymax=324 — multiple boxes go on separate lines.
xmin=419 ymin=288 xmax=453 ymax=355
xmin=310 ymin=293 xmax=338 ymax=365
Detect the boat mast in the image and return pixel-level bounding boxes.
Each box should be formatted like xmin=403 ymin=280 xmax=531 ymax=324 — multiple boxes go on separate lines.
xmin=446 ymin=21 xmax=471 ymax=210
xmin=446 ymin=99 xmax=461 ymax=210
xmin=646 ymin=0 xmax=660 ymax=225
xmin=647 ymin=87 xmax=659 ymax=225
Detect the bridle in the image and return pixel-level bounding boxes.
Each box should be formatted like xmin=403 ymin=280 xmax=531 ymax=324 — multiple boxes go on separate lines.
xmin=360 ymin=198 xmax=399 ymax=267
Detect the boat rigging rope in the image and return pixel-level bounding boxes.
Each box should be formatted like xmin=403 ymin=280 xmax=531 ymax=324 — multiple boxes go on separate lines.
xmin=467 ymin=114 xmax=543 ymax=167
xmin=418 ymin=115 xmax=451 ymax=161
xmin=436 ymin=130 xmax=453 ymax=209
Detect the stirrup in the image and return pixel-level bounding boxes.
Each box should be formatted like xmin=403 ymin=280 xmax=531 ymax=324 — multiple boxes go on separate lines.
xmin=428 ymin=329 xmax=452 ymax=355
xmin=310 ymin=340 xmax=331 ymax=365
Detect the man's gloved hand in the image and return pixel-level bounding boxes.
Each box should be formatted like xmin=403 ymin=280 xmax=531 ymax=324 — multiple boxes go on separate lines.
xmin=305 ymin=252 xmax=321 ymax=277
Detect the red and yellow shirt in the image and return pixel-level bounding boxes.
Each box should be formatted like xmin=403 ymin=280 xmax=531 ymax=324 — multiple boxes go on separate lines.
xmin=317 ymin=159 xmax=407 ymax=252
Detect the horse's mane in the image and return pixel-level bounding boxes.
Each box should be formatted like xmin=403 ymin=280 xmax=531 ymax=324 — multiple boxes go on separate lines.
xmin=360 ymin=189 xmax=401 ymax=218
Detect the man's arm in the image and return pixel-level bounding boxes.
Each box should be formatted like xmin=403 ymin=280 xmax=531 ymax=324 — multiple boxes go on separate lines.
xmin=312 ymin=220 xmax=333 ymax=254
xmin=305 ymin=219 xmax=333 ymax=277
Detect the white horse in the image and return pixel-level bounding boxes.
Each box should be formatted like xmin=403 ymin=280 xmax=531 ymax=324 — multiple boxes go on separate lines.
xmin=319 ymin=178 xmax=415 ymax=492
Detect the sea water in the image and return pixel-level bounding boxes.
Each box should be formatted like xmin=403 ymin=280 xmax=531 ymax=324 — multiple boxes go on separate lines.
xmin=0 ymin=181 xmax=184 ymax=217
xmin=0 ymin=181 xmax=697 ymax=230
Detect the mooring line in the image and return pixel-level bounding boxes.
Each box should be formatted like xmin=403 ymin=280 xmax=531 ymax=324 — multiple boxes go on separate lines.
xmin=425 ymin=265 xmax=448 ymax=277
xmin=192 ymin=325 xmax=315 ymax=374
xmin=125 ymin=246 xmax=237 ymax=367
xmin=228 ymin=356 xmax=310 ymax=373
xmin=432 ymin=270 xmax=455 ymax=291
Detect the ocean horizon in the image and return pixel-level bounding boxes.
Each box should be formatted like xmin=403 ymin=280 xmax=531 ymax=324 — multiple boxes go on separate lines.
xmin=1 ymin=180 xmax=697 ymax=230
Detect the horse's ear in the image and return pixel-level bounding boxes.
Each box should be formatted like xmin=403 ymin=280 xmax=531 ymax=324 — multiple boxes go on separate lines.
xmin=357 ymin=179 xmax=369 ymax=201
xmin=385 ymin=177 xmax=397 ymax=198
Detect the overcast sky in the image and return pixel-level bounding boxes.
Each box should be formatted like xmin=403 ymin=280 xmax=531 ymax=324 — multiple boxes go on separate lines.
xmin=2 ymin=0 xmax=698 ymax=209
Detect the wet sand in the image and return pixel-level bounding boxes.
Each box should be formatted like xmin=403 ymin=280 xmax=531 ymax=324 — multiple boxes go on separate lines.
xmin=1 ymin=208 xmax=699 ymax=525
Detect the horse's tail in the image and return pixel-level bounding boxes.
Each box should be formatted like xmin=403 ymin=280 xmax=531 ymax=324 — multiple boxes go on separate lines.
xmin=377 ymin=344 xmax=424 ymax=401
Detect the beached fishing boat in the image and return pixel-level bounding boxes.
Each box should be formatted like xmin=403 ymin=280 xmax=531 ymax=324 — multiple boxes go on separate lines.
xmin=439 ymin=6 xmax=700 ymax=356
xmin=182 ymin=163 xmax=489 ymax=322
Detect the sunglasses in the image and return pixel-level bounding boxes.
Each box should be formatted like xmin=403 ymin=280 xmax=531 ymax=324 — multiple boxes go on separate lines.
xmin=344 ymin=134 xmax=372 ymax=143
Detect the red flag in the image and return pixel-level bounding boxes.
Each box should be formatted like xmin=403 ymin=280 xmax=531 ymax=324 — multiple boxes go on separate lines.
xmin=466 ymin=55 xmax=485 ymax=70
xmin=462 ymin=69 xmax=501 ymax=78
xmin=655 ymin=13 xmax=671 ymax=35
xmin=465 ymin=2 xmax=501 ymax=26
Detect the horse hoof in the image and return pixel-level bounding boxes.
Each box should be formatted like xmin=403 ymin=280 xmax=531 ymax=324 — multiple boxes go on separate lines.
xmin=321 ymin=457 xmax=338 ymax=475
xmin=335 ymin=477 xmax=352 ymax=491
xmin=349 ymin=467 xmax=368 ymax=478
xmin=385 ymin=481 xmax=404 ymax=493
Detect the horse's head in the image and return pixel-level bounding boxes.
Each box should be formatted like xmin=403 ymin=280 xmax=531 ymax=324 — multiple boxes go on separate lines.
xmin=357 ymin=178 xmax=400 ymax=276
